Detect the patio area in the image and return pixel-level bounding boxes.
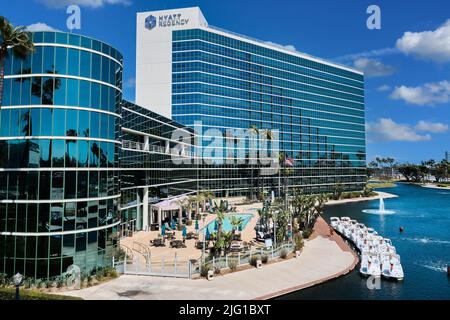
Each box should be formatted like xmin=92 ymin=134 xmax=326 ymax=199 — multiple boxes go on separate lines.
xmin=119 ymin=201 xmax=263 ymax=264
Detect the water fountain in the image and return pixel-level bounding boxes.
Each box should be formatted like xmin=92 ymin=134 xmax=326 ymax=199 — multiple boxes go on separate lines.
xmin=362 ymin=197 xmax=396 ymax=215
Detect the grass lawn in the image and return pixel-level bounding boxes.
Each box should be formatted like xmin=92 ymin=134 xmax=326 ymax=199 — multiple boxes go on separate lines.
xmin=0 ymin=287 xmax=82 ymax=300
xmin=367 ymin=182 xmax=397 ymax=188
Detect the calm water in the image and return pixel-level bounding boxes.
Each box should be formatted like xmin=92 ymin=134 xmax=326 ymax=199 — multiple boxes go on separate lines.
xmin=279 ymin=183 xmax=450 ymax=300
xmin=204 ymin=214 xmax=253 ymax=233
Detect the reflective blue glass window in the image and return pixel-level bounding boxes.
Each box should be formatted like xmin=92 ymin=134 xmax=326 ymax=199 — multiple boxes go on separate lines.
xmin=101 ymin=85 xmax=108 ymax=110
xmin=31 ymin=77 xmax=42 ymax=105
xmin=11 ymin=79 xmax=21 ymax=105
xmin=80 ymin=51 xmax=91 ymax=78
xmin=91 ymin=82 xmax=100 ymax=108
xmin=52 ymin=140 xmax=65 ymax=167
xmin=78 ymin=139 xmax=89 ymax=168
xmin=91 ymin=53 xmax=101 ymax=80
xmin=32 ymin=46 xmax=43 ymax=74
xmin=43 ymin=46 xmax=55 ymax=74
xmin=101 ymin=56 xmax=109 ymax=83
xmin=55 ymin=32 xmax=68 ymax=44
xmin=30 ymin=108 xmax=41 ymax=136
xmin=67 ymin=48 xmax=79 ymax=76
xmin=65 ymin=139 xmax=77 ymax=167
xmin=12 ymin=55 xmax=22 ymax=75
xmin=67 ymin=79 xmax=79 ymax=106
xmin=42 ymin=77 xmax=54 ymax=105
xmin=78 ymin=110 xmax=89 ymax=137
xmin=66 ymin=109 xmax=78 ymax=135
xmin=79 ymin=80 xmax=90 ymax=108
xmin=41 ymin=108 xmax=52 ymax=136
xmin=92 ymin=40 xmax=101 ymax=52
xmin=69 ymin=34 xmax=80 ymax=46
xmin=9 ymin=110 xmax=20 ymax=136
xmin=4 ymin=54 xmax=11 ymax=75
xmin=100 ymin=113 xmax=108 ymax=138
xmin=2 ymin=78 xmax=11 ymax=106
xmin=81 ymin=36 xmax=91 ymax=49
xmin=38 ymin=139 xmax=50 ymax=166
xmin=55 ymin=47 xmax=67 ymax=75
xmin=90 ymin=112 xmax=99 ymax=138
xmin=43 ymin=32 xmax=55 ymax=43
xmin=53 ymin=109 xmax=65 ymax=136
xmin=33 ymin=32 xmax=43 ymax=43
xmin=1 ymin=109 xmax=10 ymax=136
xmin=54 ymin=77 xmax=66 ymax=105
xmin=21 ymin=78 xmax=31 ymax=105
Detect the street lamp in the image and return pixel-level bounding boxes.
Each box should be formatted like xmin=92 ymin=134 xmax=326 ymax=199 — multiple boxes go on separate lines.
xmin=13 ymin=273 xmax=23 ymax=300
xmin=200 ymin=213 xmax=208 ymax=268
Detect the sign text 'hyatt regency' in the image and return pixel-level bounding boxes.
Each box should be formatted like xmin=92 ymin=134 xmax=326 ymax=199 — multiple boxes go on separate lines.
xmin=145 ymin=13 xmax=190 ymax=30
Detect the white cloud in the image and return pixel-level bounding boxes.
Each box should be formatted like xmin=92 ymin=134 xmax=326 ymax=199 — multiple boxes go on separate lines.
xmin=377 ymin=84 xmax=391 ymax=92
xmin=353 ymin=58 xmax=395 ymax=77
xmin=366 ymin=118 xmax=432 ymax=142
xmin=333 ymin=47 xmax=398 ymax=63
xmin=415 ymin=120 xmax=448 ymax=133
xmin=265 ymin=41 xmax=296 ymax=52
xmin=26 ymin=22 xmax=59 ymax=32
xmin=390 ymin=81 xmax=450 ymax=106
xmin=396 ymin=19 xmax=450 ymax=63
xmin=37 ymin=0 xmax=131 ymax=9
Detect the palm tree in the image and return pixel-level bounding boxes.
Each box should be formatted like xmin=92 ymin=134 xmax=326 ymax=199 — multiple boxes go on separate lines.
xmin=66 ymin=129 xmax=78 ymax=166
xmin=229 ymin=215 xmax=243 ymax=238
xmin=261 ymin=129 xmax=274 ymax=196
xmin=0 ymin=16 xmax=34 ymax=108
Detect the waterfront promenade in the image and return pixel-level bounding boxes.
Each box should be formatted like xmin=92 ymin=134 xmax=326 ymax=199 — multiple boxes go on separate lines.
xmin=63 ymin=218 xmax=357 ymax=300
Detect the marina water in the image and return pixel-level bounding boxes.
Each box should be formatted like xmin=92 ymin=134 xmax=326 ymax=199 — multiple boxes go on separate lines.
xmin=279 ymin=183 xmax=450 ymax=299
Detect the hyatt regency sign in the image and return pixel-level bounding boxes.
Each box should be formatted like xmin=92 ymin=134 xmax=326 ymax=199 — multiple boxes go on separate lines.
xmin=145 ymin=14 xmax=190 ymax=30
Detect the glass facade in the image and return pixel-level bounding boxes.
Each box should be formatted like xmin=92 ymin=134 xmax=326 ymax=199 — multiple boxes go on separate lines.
xmin=171 ymin=28 xmax=367 ymax=195
xmin=0 ymin=32 xmax=122 ymax=279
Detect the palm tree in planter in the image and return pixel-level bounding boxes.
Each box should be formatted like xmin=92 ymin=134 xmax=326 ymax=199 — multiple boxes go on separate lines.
xmin=229 ymin=215 xmax=244 ymax=240
xmin=210 ymin=200 xmax=228 ymax=256
xmin=0 ymin=16 xmax=34 ymax=108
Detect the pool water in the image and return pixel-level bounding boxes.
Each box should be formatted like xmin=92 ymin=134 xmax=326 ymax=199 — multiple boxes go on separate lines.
xmin=203 ymin=214 xmax=253 ymax=234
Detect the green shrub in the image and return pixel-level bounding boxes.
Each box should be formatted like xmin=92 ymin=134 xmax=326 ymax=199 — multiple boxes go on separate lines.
xmin=294 ymin=233 xmax=304 ymax=252
xmin=249 ymin=255 xmax=260 ymax=267
xmin=200 ymin=264 xmax=211 ymax=278
xmin=280 ymin=249 xmax=288 ymax=259
xmin=302 ymin=228 xmax=313 ymax=239
xmin=186 ymin=220 xmax=193 ymax=226
xmin=228 ymin=259 xmax=238 ymax=270
xmin=214 ymin=266 xmax=221 ymax=275
xmin=261 ymin=254 xmax=269 ymax=264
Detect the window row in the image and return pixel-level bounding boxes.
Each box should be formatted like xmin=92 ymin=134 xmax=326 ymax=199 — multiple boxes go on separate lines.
xmin=4 ymin=45 xmax=122 ymax=87
xmin=172 ymin=45 xmax=363 ymax=90
xmin=0 ymin=170 xmax=120 ymax=201
xmin=173 ymin=74 xmax=363 ymax=110
xmin=1 ymin=77 xmax=121 ymax=113
xmin=0 ymin=139 xmax=118 ymax=169
xmin=173 ymin=29 xmax=363 ymax=81
xmin=0 ymin=107 xmax=118 ymax=140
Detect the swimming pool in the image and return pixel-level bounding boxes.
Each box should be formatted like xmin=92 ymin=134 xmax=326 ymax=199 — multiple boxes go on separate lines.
xmin=203 ymin=214 xmax=253 ymax=234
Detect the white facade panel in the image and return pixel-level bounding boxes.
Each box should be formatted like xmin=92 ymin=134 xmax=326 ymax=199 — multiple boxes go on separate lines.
xmin=136 ymin=7 xmax=208 ymax=118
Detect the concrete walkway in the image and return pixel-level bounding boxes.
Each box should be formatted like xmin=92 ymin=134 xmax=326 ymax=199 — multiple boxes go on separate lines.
xmin=63 ymin=235 xmax=355 ymax=300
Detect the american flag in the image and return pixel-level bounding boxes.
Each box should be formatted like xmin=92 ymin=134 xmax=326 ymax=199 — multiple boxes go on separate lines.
xmin=284 ymin=157 xmax=294 ymax=167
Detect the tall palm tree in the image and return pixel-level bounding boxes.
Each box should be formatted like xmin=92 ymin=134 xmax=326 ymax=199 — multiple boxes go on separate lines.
xmin=261 ymin=129 xmax=274 ymax=197
xmin=0 ymin=16 xmax=34 ymax=108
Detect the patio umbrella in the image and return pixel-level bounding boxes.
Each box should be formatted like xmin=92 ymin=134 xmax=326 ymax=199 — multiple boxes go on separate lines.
xmin=214 ymin=220 xmax=218 ymax=231
xmin=205 ymin=227 xmax=211 ymax=240
xmin=171 ymin=219 xmax=176 ymax=230
xmin=161 ymin=224 xmax=166 ymax=236
xmin=195 ymin=219 xmax=199 ymax=232
xmin=238 ymin=224 xmax=242 ymax=232
xmin=182 ymin=226 xmax=187 ymax=238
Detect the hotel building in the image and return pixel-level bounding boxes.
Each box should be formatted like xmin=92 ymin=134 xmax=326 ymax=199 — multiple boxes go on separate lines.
xmin=136 ymin=7 xmax=367 ymax=196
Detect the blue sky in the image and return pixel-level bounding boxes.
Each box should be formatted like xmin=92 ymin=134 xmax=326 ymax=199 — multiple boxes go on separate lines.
xmin=2 ymin=0 xmax=450 ymax=163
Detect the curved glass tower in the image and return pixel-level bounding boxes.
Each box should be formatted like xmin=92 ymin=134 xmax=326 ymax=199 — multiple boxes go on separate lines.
xmin=0 ymin=31 xmax=123 ymax=279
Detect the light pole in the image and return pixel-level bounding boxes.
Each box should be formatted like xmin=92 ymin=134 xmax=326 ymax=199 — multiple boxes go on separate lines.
xmin=13 ymin=273 xmax=22 ymax=300
xmin=201 ymin=213 xmax=207 ymax=267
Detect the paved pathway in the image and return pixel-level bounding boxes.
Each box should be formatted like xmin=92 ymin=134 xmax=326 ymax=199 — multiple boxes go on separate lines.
xmin=63 ymin=232 xmax=356 ymax=300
